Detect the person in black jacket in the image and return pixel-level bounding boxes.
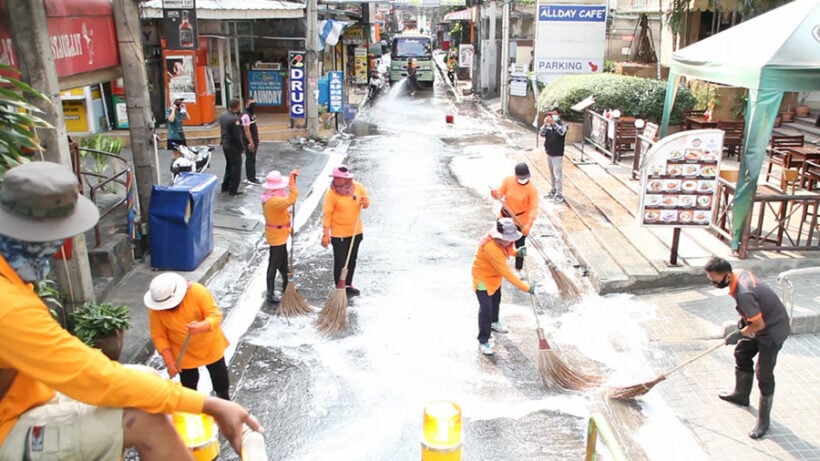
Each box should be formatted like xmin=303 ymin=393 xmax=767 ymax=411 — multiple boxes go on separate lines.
xmin=539 ymin=110 xmax=568 ymax=203
xmin=219 ymin=99 xmax=245 ymax=196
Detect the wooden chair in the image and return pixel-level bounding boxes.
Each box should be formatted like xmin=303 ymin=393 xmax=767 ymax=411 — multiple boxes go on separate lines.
xmin=765 ymin=135 xmax=805 ymax=182
xmin=717 ymin=120 xmax=745 ymax=158
xmin=613 ymin=119 xmax=638 ymax=162
xmin=780 ymin=168 xmax=800 ymax=194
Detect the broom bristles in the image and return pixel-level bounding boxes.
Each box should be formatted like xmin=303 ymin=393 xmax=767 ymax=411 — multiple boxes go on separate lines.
xmin=314 ymin=287 xmax=348 ymax=335
xmin=279 ymin=282 xmax=314 ymax=318
xmin=607 ymin=376 xmax=666 ymax=400
xmin=547 ymin=262 xmax=582 ymax=299
xmin=536 ymin=328 xmax=600 ymax=391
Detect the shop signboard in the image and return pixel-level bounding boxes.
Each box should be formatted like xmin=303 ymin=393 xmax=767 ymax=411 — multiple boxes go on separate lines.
xmin=353 ymin=47 xmax=368 ymax=85
xmin=458 ymin=44 xmax=473 ymax=69
xmin=534 ymin=2 xmax=606 ymax=84
xmin=289 ymin=51 xmax=306 ymax=119
xmin=639 ymin=129 xmax=724 ymax=228
xmin=248 ymin=70 xmax=284 ymax=107
xmin=166 ymin=55 xmax=196 ymax=103
xmin=162 ymin=0 xmax=198 ymax=50
xmin=328 ymin=71 xmax=343 ymax=113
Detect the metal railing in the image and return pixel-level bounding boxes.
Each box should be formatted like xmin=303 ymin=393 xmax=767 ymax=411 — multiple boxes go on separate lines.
xmin=777 ymin=266 xmax=820 ymax=334
xmin=74 ymin=147 xmax=132 ymax=247
xmin=585 ymin=412 xmax=627 ymax=461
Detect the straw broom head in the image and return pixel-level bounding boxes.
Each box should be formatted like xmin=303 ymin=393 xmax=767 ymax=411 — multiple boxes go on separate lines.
xmin=314 ymin=287 xmax=348 ymax=334
xmin=536 ymin=328 xmax=601 ymax=391
xmin=279 ymin=273 xmax=314 ymax=318
xmin=606 ymin=376 xmax=666 ymax=400
xmin=545 ymin=261 xmax=582 ymax=300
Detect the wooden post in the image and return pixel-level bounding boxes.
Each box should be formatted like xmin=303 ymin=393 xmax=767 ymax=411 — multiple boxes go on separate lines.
xmin=669 ymin=227 xmax=681 ymax=266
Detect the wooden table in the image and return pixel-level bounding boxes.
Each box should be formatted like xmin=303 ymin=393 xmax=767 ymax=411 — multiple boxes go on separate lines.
xmin=804 ymin=160 xmax=820 ymax=191
xmin=684 ymin=116 xmax=718 ymax=130
xmin=788 ymin=146 xmax=820 ymax=187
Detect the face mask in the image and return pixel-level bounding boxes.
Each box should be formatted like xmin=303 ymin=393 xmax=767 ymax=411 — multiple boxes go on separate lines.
xmin=0 ymin=235 xmax=65 ymax=282
xmin=517 ymin=178 xmax=530 ymax=185
xmin=711 ymin=274 xmax=730 ymax=289
xmin=552 ymin=114 xmax=560 ymax=122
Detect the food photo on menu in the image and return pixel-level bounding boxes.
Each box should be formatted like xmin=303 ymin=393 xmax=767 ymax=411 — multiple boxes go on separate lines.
xmin=644 ymin=210 xmax=660 ymax=223
xmin=684 ymin=149 xmax=702 ymax=161
xmin=661 ymin=195 xmax=678 ymax=207
xmin=700 ymin=165 xmax=717 ymax=177
xmin=679 ymin=210 xmax=694 ymax=223
xmin=678 ymin=195 xmax=696 ymax=207
xmin=694 ymin=210 xmax=712 ymax=223
xmin=661 ymin=210 xmax=678 ymax=223
xmin=698 ymin=180 xmax=716 ymax=192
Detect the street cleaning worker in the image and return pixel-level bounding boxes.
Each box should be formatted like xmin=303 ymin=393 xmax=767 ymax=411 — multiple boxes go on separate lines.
xmin=262 ymin=169 xmax=299 ymax=304
xmin=704 ymin=256 xmax=790 ymax=439
xmin=472 ymin=217 xmax=534 ymax=356
xmin=145 ymin=272 xmax=232 ymax=400
xmin=0 ymin=161 xmax=260 ymax=460
xmin=491 ymin=162 xmax=539 ymax=275
xmin=321 ymin=165 xmax=370 ymax=296
xmin=406 ymin=58 xmax=419 ymax=95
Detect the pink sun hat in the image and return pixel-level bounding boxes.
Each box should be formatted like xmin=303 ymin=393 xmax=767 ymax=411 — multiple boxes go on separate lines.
xmin=262 ymin=170 xmax=289 ymax=190
xmin=330 ymin=165 xmax=354 ymax=179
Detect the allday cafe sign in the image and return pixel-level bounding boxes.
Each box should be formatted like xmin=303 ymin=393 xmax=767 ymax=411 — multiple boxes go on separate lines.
xmin=538 ymin=4 xmax=606 ymax=22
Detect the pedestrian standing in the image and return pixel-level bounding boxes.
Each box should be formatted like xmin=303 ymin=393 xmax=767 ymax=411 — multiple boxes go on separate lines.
xmin=490 ymin=162 xmax=538 ymax=274
xmin=472 ymin=218 xmax=534 ymax=356
xmin=321 ymin=165 xmax=370 ymax=296
xmin=219 ymin=98 xmax=245 ymax=196
xmin=0 ymin=162 xmax=260 ymax=460
xmin=539 ymin=110 xmax=568 ymax=203
xmin=166 ymin=97 xmax=191 ymax=150
xmin=704 ymin=256 xmax=791 ymax=439
xmin=144 ymin=272 xmax=232 ymax=401
xmin=241 ymin=97 xmax=262 ymax=185
xmin=262 ymin=169 xmax=299 ymax=304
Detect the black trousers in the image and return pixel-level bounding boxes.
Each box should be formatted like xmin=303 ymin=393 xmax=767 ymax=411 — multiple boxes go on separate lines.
xmin=734 ymin=337 xmax=783 ymax=396
xmin=267 ymin=244 xmax=289 ymax=296
xmin=180 ymin=356 xmax=230 ymax=400
xmin=245 ymin=144 xmax=257 ymax=180
xmin=476 ymin=289 xmax=501 ymax=344
xmin=514 ymin=234 xmax=526 ymax=270
xmin=221 ymin=145 xmax=243 ymax=193
xmin=331 ymin=234 xmax=363 ymax=286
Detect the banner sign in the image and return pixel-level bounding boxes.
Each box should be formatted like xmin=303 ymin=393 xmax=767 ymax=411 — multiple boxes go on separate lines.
xmin=288 ymin=51 xmax=306 ymax=119
xmin=248 ymin=70 xmax=284 ymax=106
xmin=328 ymin=71 xmax=343 ymax=113
xmin=163 ymin=0 xmax=198 ymax=50
xmin=534 ymin=2 xmax=606 ymax=83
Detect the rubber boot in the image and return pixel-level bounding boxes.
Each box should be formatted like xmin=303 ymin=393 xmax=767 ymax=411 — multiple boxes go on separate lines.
xmin=718 ymin=370 xmax=753 ymax=406
xmin=215 ymin=389 xmax=231 ymax=400
xmin=749 ymin=395 xmax=773 ymax=439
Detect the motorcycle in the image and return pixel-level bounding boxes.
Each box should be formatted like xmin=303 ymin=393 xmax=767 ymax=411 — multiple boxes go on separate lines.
xmin=170 ymin=143 xmax=213 ymax=183
xmin=367 ymin=68 xmax=388 ymax=102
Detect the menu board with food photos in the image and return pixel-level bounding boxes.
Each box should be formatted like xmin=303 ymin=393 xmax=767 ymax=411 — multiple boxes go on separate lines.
xmin=639 ymin=129 xmax=724 ymax=227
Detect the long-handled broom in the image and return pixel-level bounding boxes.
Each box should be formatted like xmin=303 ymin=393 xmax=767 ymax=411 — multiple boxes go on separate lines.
xmin=279 ymin=204 xmax=313 ymax=317
xmin=175 ymin=332 xmax=193 ymax=372
xmin=315 ymin=213 xmax=361 ymax=335
xmin=607 ymin=340 xmax=725 ymax=400
xmin=496 ymin=197 xmax=582 ymax=299
xmin=529 ymin=292 xmax=600 ymax=390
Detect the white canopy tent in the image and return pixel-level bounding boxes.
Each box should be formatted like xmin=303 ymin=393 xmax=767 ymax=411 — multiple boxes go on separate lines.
xmin=659 ymin=0 xmax=820 ymax=252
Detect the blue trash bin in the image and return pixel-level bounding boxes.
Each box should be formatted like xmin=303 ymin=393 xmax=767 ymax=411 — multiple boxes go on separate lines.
xmin=149 ymin=173 xmax=218 ymax=271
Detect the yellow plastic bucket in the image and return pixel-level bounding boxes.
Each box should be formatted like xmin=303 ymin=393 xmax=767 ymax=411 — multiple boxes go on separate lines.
xmin=173 ymin=412 xmax=220 ymax=461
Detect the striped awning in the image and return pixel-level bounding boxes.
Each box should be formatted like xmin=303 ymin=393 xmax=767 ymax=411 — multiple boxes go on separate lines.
xmin=140 ymin=0 xmax=304 ymax=20
xmin=442 ymin=8 xmax=472 ymax=22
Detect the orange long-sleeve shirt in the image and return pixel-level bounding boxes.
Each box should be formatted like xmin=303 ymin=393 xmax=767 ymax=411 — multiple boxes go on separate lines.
xmin=492 ymin=176 xmax=539 ymax=233
xmin=471 ymin=235 xmax=530 ymax=295
xmin=148 ymin=282 xmax=230 ymax=369
xmin=322 ymin=181 xmax=369 ymax=238
xmin=263 ymin=186 xmax=298 ymax=246
xmin=0 ymin=255 xmax=204 ymax=444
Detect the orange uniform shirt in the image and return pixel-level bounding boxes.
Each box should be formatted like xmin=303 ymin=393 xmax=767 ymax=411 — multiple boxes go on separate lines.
xmin=471 ymin=235 xmax=530 ymax=295
xmin=263 ymin=186 xmax=298 ymax=246
xmin=322 ymin=181 xmax=369 ymax=238
xmin=0 ymin=255 xmax=204 ymax=444
xmin=148 ymin=282 xmax=230 ymax=369
xmin=493 ymin=176 xmax=539 ymax=233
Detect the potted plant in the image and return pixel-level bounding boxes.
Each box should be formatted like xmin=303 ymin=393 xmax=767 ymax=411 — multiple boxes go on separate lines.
xmin=794 ymin=92 xmax=811 ymax=117
xmin=70 ymin=301 xmax=132 ymax=361
xmin=781 ymin=107 xmax=794 ymax=123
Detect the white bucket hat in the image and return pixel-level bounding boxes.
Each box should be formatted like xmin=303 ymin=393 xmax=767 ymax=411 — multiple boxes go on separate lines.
xmin=144 ymin=272 xmax=188 ymax=310
xmin=490 ymin=217 xmax=522 ymax=242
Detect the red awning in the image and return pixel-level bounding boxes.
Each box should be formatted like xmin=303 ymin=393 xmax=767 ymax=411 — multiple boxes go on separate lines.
xmin=443 ymin=8 xmax=473 ymax=22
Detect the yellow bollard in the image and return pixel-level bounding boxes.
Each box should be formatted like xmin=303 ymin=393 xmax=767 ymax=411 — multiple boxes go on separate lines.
xmin=420 ymin=400 xmax=462 ymax=461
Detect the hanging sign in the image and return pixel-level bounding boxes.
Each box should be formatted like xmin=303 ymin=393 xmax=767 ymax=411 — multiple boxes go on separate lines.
xmin=248 ymin=70 xmax=284 ymax=106
xmin=328 ymin=71 xmax=343 ymax=113
xmin=163 ymin=0 xmax=198 ymax=50
xmin=534 ymin=2 xmax=606 ymax=83
xmin=289 ymin=51 xmax=306 ymax=119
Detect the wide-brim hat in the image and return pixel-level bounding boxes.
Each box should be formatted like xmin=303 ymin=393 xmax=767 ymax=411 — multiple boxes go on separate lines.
xmin=331 ymin=165 xmax=354 ymax=179
xmin=0 ymin=161 xmax=100 ymax=242
xmin=144 ymin=272 xmax=188 ymax=310
xmin=490 ymin=217 xmax=522 ymax=242
xmin=262 ymin=170 xmax=288 ymax=190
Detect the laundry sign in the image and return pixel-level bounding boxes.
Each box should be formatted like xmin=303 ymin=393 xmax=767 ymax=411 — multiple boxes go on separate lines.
xmin=534 ymin=1 xmax=606 ymax=84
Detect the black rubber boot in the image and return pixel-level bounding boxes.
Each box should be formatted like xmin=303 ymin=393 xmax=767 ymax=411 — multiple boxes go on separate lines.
xmin=215 ymin=389 xmax=231 ymax=400
xmin=718 ymin=370 xmax=753 ymax=406
xmin=749 ymin=395 xmax=773 ymax=439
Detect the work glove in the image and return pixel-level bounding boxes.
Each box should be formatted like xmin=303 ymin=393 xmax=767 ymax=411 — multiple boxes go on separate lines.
xmin=737 ymin=318 xmax=748 ymax=330
xmin=360 ymin=196 xmax=371 ymax=208
xmin=186 ymin=320 xmax=211 ymax=335
xmin=724 ymin=329 xmax=744 ymax=345
xmin=161 ymin=349 xmax=179 ymax=378
xmin=522 ymin=224 xmax=532 ymax=236
xmin=321 ymin=234 xmax=330 ymax=248
xmin=517 ymin=246 xmax=527 ymax=258
xmin=527 ymin=284 xmax=536 ymax=294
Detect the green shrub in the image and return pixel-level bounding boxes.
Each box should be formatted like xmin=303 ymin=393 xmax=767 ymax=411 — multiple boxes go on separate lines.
xmin=536 ymin=73 xmax=696 ymax=125
xmin=70 ymin=301 xmax=131 ymax=346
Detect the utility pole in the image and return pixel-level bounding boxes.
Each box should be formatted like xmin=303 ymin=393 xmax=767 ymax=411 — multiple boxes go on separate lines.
xmin=500 ymin=0 xmax=511 ymax=115
xmin=8 ymin=0 xmax=95 ymax=308
xmin=487 ymin=1 xmax=497 ymax=95
xmin=306 ymin=0 xmax=319 ymax=138
xmin=112 ymin=0 xmax=158 ymax=216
